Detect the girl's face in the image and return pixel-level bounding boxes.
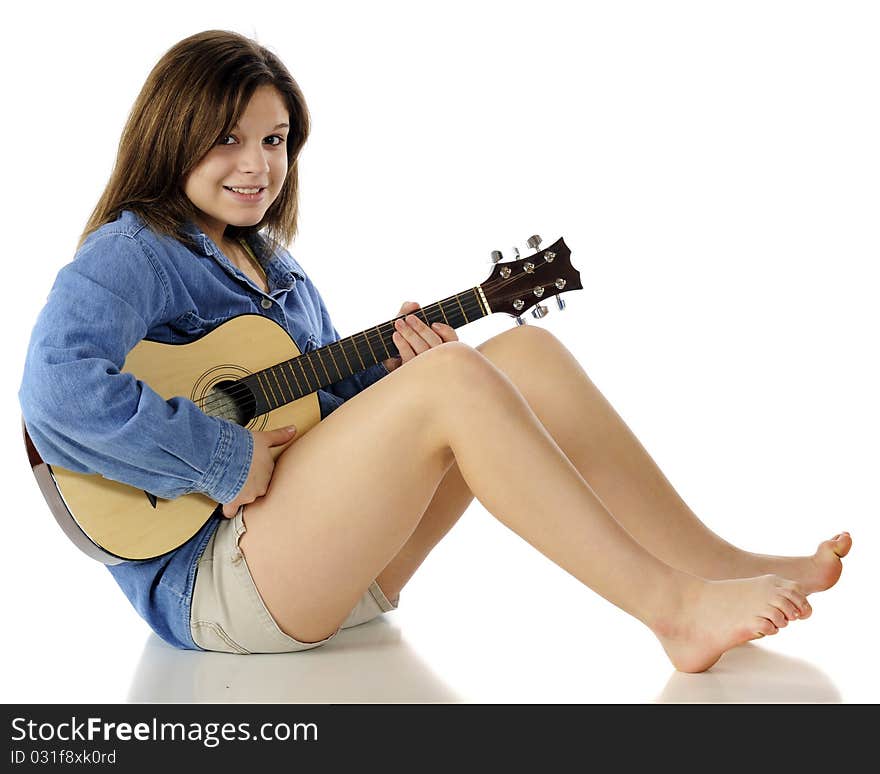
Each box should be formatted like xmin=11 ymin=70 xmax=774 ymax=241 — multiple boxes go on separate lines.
xmin=184 ymin=84 xmax=290 ymax=246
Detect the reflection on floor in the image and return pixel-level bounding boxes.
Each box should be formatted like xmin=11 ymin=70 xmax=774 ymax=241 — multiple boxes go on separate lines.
xmin=128 ymin=618 xmax=463 ymax=703
xmin=657 ymin=644 xmax=840 ymax=703
xmin=128 ymin=618 xmax=841 ymax=703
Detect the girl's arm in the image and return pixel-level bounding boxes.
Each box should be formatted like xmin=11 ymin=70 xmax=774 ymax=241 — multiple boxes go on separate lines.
xmin=18 ymin=232 xmax=253 ymax=504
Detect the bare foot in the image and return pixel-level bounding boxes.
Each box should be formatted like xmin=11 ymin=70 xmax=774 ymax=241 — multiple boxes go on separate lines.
xmin=746 ymin=532 xmax=852 ymax=601
xmin=801 ymin=532 xmax=852 ymax=595
xmin=652 ymin=574 xmax=810 ymax=673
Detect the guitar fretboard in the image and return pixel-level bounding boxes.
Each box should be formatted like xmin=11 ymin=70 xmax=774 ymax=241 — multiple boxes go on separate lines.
xmin=240 ymin=286 xmax=490 ymax=415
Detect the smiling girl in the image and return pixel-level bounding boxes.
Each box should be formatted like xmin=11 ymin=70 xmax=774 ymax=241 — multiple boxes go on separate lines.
xmin=19 ymin=30 xmax=850 ymax=672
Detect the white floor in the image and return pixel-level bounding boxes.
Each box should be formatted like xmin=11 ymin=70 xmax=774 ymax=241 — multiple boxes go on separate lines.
xmin=2 ymin=495 xmax=876 ymax=704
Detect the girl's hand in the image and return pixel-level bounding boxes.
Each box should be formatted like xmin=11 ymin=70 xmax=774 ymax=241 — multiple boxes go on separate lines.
xmin=221 ymin=426 xmax=298 ymax=517
xmin=382 ymin=301 xmax=458 ymax=371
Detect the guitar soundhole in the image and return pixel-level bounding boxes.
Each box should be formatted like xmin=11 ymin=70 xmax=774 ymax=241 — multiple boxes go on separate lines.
xmin=205 ymin=380 xmax=257 ymax=427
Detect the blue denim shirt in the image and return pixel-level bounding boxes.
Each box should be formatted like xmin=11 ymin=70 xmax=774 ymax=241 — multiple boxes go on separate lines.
xmin=18 ymin=210 xmax=389 ymax=649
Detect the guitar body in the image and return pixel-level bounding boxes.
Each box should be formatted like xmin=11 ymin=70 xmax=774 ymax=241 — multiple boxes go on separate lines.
xmin=31 ymin=315 xmax=321 ymax=563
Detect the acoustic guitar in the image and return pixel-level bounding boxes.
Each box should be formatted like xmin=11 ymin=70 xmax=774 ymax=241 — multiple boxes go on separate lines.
xmin=23 ymin=235 xmax=580 ymax=563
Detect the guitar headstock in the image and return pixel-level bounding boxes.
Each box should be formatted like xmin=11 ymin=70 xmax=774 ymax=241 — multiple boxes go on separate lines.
xmin=479 ymin=237 xmax=581 ymax=319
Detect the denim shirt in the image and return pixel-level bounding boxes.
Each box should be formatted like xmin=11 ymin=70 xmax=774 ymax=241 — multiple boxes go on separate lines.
xmin=18 ymin=210 xmax=389 ymax=649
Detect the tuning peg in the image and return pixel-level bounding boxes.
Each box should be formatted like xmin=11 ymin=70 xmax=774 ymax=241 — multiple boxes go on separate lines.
xmin=556 ymin=296 xmax=566 ymax=311
xmin=514 ymin=316 xmax=527 ymax=326
xmin=512 ymin=247 xmax=521 ymax=259
xmin=526 ymin=235 xmax=542 ymax=252
xmin=490 ymin=250 xmax=503 ymax=264
xmin=531 ymin=304 xmax=549 ymax=320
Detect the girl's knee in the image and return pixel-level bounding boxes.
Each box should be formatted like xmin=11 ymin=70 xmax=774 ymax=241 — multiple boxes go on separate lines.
xmin=414 ymin=340 xmax=501 ymax=386
xmin=491 ymin=322 xmax=560 ymax=353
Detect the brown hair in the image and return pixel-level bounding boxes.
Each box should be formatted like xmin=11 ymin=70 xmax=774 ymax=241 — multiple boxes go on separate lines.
xmin=78 ymin=29 xmax=310 ymax=254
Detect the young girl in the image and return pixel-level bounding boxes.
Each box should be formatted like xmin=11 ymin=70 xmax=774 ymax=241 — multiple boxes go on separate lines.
xmin=19 ymin=29 xmax=850 ymax=673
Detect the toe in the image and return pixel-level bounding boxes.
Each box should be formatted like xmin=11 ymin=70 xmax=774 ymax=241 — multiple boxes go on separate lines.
xmin=775 ymin=595 xmax=800 ymax=621
xmin=783 ymin=589 xmax=811 ymax=619
xmin=755 ymin=618 xmax=779 ymax=638
xmin=766 ymin=607 xmax=788 ymax=629
xmin=831 ymin=532 xmax=852 ymax=558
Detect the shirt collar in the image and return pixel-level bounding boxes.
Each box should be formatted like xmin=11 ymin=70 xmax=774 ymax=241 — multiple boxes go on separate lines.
xmin=179 ymin=220 xmax=216 ymax=257
xmin=180 ymin=220 xmax=305 ymax=286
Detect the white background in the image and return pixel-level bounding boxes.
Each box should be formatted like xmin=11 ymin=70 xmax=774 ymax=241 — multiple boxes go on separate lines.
xmin=1 ymin=0 xmax=877 ymax=703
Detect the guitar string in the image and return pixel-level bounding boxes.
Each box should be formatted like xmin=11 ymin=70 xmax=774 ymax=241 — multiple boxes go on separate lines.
xmin=192 ymin=271 xmax=563 ymax=418
xmin=191 ymin=291 xmax=484 ymax=417
xmin=192 ymin=266 xmax=566 ymax=418
xmin=192 ymin=269 xmax=563 ymax=418
xmin=190 ymin=265 xmax=553 ymax=418
xmin=189 ymin=270 xmax=531 ymax=416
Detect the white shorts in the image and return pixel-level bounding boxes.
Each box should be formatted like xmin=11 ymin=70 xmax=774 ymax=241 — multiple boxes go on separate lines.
xmin=189 ymin=506 xmax=399 ymax=654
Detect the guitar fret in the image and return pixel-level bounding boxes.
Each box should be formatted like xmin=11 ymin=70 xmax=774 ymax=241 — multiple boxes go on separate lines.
xmin=269 ymin=366 xmax=287 ymax=407
xmin=375 ymin=326 xmax=390 ymax=358
xmin=284 ymin=360 xmax=304 ymax=398
xmin=353 ymin=336 xmax=367 ymax=370
xmin=337 ymin=339 xmax=354 ymax=375
xmin=455 ymin=293 xmax=469 ymax=322
xmin=295 ymin=357 xmax=314 ymax=393
xmin=315 ymin=348 xmax=332 ymax=383
xmin=362 ymin=330 xmax=377 ymax=363
xmin=256 ymin=371 xmax=275 ymax=408
xmin=327 ymin=343 xmax=344 ymax=380
xmin=276 ymin=362 xmax=294 ymax=400
xmin=305 ymin=352 xmax=321 ymax=387
xmin=437 ymin=299 xmax=451 ymax=325
xmin=265 ymin=368 xmax=280 ymax=407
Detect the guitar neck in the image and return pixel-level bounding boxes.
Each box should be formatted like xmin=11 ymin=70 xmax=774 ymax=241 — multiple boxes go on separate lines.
xmin=241 ymin=285 xmax=491 ymax=415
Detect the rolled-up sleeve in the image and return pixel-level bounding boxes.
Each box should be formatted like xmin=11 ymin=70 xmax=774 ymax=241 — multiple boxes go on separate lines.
xmin=18 ymin=232 xmax=253 ymax=503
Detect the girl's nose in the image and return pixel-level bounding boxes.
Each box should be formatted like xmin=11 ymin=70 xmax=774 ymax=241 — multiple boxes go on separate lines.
xmin=238 ymin=143 xmax=271 ymax=173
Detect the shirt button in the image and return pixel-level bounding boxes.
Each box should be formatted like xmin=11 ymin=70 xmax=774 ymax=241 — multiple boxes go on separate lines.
xmin=260 ymin=298 xmax=272 ymax=309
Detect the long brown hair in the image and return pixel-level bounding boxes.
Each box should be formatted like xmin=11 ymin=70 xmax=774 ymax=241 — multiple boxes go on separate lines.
xmin=79 ymin=30 xmax=310 ymax=254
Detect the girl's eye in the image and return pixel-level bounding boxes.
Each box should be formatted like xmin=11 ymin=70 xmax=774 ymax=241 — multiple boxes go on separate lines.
xmin=217 ymin=135 xmax=286 ymax=146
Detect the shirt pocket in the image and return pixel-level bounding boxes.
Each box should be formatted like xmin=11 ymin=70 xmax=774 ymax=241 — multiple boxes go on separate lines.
xmin=304 ymin=332 xmax=319 ymax=352
xmin=170 ymin=310 xmax=230 ymax=343
xmin=287 ymin=330 xmax=319 ymax=361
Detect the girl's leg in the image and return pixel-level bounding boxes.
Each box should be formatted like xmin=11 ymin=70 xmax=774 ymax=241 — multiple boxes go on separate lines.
xmin=374 ymin=460 xmax=473 ymax=603
xmin=445 ymin=324 xmax=851 ymax=597
xmin=242 ymin=341 xmax=808 ymax=672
